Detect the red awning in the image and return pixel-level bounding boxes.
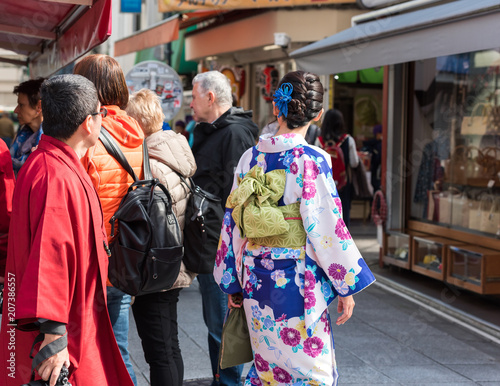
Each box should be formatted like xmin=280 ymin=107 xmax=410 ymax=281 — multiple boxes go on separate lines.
xmin=0 ymin=0 xmax=111 ymax=77
xmin=113 ymin=10 xmax=225 ymax=57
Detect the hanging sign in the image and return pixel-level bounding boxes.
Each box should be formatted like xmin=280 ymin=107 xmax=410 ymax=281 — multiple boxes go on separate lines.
xmin=159 ymin=0 xmax=355 ymax=12
xmin=125 ymin=61 xmax=184 ymax=121
xmin=121 ymin=0 xmax=142 ymax=13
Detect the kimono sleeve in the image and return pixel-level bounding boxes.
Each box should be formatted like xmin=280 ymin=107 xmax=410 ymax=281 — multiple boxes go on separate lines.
xmin=300 ymin=155 xmax=375 ymax=297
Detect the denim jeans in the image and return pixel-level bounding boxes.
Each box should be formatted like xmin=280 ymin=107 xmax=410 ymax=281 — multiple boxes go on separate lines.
xmin=107 ymin=286 xmax=137 ymax=386
xmin=197 ymin=274 xmax=243 ymax=386
xmin=132 ymin=289 xmax=183 ymax=386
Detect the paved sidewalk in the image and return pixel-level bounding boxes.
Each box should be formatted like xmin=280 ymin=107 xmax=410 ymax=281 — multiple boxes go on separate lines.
xmin=129 ymin=222 xmax=500 ymax=385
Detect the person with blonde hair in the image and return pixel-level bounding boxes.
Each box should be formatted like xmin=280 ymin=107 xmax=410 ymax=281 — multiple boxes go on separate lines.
xmin=126 ymin=89 xmax=197 ymax=386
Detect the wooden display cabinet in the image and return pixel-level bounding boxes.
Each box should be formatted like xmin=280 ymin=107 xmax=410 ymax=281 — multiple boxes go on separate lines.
xmin=411 ymin=236 xmax=464 ymax=281
xmin=383 ymin=230 xmax=428 ymax=269
xmin=446 ymin=244 xmax=500 ymax=294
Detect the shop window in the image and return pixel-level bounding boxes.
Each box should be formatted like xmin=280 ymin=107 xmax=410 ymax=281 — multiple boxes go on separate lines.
xmin=411 ymin=49 xmax=500 ymax=236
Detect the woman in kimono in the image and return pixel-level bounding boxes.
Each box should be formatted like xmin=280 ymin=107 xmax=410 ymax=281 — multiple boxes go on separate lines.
xmin=214 ymin=71 xmax=376 ymax=385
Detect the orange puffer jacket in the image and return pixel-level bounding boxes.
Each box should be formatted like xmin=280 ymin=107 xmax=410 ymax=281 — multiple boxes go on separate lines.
xmin=81 ymin=105 xmax=144 ymax=242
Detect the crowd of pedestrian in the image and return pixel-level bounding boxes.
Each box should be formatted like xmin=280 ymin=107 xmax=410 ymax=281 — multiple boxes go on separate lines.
xmin=0 ymin=56 xmax=374 ymax=386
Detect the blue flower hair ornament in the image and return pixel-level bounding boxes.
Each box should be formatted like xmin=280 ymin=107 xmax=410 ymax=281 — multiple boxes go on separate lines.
xmin=273 ymin=82 xmax=293 ymax=118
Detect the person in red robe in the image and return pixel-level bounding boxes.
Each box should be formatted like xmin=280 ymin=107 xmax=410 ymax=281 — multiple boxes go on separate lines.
xmin=0 ymin=75 xmax=134 ymax=386
xmin=0 ymin=139 xmax=15 ymax=279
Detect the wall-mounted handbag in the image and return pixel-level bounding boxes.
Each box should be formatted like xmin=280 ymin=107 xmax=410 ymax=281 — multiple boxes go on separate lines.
xmin=451 ymin=192 xmax=470 ymax=228
xmin=468 ymin=192 xmax=488 ymax=232
xmin=444 ymin=145 xmax=469 ymax=185
xmin=438 ymin=188 xmax=461 ymax=225
xmin=461 ymin=102 xmax=492 ymax=135
xmin=479 ymin=196 xmax=500 ymax=234
xmin=476 ymin=147 xmax=500 ymax=178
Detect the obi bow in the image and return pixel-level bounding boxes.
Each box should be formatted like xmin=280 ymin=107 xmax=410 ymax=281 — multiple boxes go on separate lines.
xmin=227 ymin=166 xmax=288 ymax=238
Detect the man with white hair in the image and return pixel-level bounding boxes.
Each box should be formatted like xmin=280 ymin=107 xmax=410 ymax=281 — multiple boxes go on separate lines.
xmin=190 ymin=71 xmax=258 ymax=385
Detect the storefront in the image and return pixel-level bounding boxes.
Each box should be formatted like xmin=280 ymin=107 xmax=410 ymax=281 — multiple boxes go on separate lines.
xmin=184 ymin=7 xmax=365 ymax=128
xmin=291 ymin=0 xmax=500 ymax=295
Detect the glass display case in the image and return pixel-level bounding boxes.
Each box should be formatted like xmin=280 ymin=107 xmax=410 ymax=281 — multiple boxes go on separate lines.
xmin=411 ymin=236 xmax=464 ymax=281
xmin=383 ymin=230 xmax=428 ymax=269
xmin=446 ymin=245 xmax=500 ymax=294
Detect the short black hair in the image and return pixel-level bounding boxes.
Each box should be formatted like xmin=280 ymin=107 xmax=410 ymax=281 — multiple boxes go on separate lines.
xmin=13 ymin=78 xmax=45 ymax=109
xmin=41 ymin=74 xmax=99 ymax=140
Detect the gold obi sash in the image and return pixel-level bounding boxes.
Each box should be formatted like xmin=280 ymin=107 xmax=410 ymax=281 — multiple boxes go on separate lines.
xmin=226 ymin=165 xmax=306 ymax=249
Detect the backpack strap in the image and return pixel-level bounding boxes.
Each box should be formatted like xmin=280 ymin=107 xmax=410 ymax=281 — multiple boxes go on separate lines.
xmin=99 ymin=127 xmax=152 ymax=181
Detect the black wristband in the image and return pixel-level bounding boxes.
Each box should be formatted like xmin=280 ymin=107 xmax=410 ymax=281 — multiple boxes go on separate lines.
xmin=39 ymin=320 xmax=66 ymax=336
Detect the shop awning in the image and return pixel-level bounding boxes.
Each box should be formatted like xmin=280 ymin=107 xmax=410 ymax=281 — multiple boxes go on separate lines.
xmin=113 ymin=10 xmax=224 ymax=57
xmin=290 ymin=0 xmax=500 ymax=75
xmin=0 ymin=0 xmax=112 ymax=77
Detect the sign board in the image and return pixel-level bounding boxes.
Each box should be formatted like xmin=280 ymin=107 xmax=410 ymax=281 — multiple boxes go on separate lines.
xmin=121 ymin=0 xmax=142 ymax=13
xmin=159 ymin=0 xmax=355 ymax=12
xmin=125 ymin=61 xmax=183 ymax=121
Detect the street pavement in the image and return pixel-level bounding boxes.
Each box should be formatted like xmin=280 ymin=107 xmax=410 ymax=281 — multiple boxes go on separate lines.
xmin=129 ymin=222 xmax=500 ymax=385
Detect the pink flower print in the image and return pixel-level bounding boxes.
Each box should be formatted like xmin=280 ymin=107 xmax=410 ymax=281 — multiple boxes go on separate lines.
xmin=245 ymin=281 xmax=254 ymax=295
xmin=250 ymin=376 xmax=262 ymax=385
xmin=282 ymin=133 xmax=294 ymax=138
xmin=334 ymin=198 xmax=342 ymax=215
xmin=335 ymin=218 xmax=351 ymax=241
xmin=276 ymin=313 xmax=287 ymax=322
xmin=303 ymin=336 xmax=324 ymax=358
xmin=254 ymin=353 xmax=269 ymax=372
xmin=328 ymin=263 xmax=347 ymax=280
xmin=320 ymin=312 xmax=330 ymax=333
xmin=216 ymin=241 xmax=228 ymax=266
xmin=273 ymin=367 xmax=292 ymax=383
xmin=303 ymin=180 xmax=317 ymax=200
xmin=303 ymin=160 xmax=319 ymax=181
xmin=292 ymin=147 xmax=305 ymax=158
xmin=290 ymin=162 xmax=299 ymax=174
xmin=280 ymin=327 xmax=301 ymax=347
xmin=304 ymin=289 xmax=316 ymax=309
xmin=304 ymin=270 xmax=316 ymax=290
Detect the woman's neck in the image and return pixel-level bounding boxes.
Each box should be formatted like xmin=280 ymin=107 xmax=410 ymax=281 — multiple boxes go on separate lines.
xmin=274 ymin=118 xmax=310 ymax=138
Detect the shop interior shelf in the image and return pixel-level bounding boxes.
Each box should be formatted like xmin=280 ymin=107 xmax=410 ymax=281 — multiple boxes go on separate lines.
xmin=411 ymin=236 xmax=464 ymax=281
xmin=446 ymin=244 xmax=500 ymax=294
xmin=383 ymin=229 xmax=428 ymax=270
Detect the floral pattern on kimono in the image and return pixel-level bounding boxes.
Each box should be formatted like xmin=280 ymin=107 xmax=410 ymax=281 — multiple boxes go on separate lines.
xmin=214 ymin=133 xmax=375 ymax=385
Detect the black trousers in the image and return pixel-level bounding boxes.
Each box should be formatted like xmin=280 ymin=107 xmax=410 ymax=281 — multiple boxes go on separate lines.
xmin=132 ymin=288 xmax=183 ymax=386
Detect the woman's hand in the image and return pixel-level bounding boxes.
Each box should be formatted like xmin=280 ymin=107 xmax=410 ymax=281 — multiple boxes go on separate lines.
xmin=336 ymin=295 xmax=355 ymax=325
xmin=228 ymin=293 xmax=243 ymax=309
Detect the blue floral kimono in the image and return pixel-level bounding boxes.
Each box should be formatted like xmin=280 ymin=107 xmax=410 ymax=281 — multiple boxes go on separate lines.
xmin=214 ymin=133 xmax=375 ymax=385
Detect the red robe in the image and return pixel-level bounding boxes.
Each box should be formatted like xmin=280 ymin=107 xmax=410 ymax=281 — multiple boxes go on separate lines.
xmin=0 ymin=135 xmax=133 ymax=385
xmin=0 ymin=139 xmax=15 ymax=277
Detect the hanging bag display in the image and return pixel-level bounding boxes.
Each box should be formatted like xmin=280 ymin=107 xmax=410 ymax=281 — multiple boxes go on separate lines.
xmin=479 ymin=196 xmax=500 ymax=234
xmin=460 ymin=102 xmax=492 ymax=135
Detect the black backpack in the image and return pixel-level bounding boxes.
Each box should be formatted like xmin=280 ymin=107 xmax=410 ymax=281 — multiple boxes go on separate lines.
xmin=178 ymin=175 xmax=224 ymax=274
xmin=99 ymin=128 xmax=183 ymax=296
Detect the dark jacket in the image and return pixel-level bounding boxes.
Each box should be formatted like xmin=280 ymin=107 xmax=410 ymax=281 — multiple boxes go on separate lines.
xmin=192 ymin=107 xmax=259 ymax=208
